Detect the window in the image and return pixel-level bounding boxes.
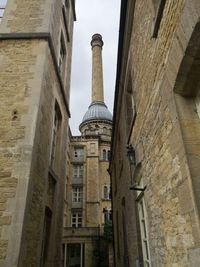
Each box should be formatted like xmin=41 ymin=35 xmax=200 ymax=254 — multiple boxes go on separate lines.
xmin=103 ymin=185 xmax=111 ymax=200
xmin=58 ymin=33 xmax=66 ymax=74
xmin=72 ymin=187 xmax=82 ymax=202
xmin=71 ymin=212 xmax=82 ymax=228
xmin=74 ymin=147 xmax=84 ymax=158
xmin=70 ymin=244 xmax=81 ymax=258
xmin=152 ymin=0 xmax=166 ymax=38
xmin=0 ymin=0 xmax=7 ymax=23
xmin=137 ymin=180 xmax=152 ymax=266
xmin=50 ymin=103 xmax=62 ymax=169
xmin=195 ymin=91 xmax=200 ymax=119
xmin=107 ymin=150 xmax=111 ymax=161
xmin=103 ymin=208 xmax=112 ymax=223
xmin=103 ymin=186 xmax=108 ymax=199
xmin=116 ymin=211 xmax=120 ymax=259
xmin=73 ymin=164 xmax=84 ymax=178
xmin=62 ymin=4 xmax=70 ymax=42
xmin=103 ymin=149 xmax=107 ymax=160
xmin=125 ymin=74 xmax=136 ymax=138
xmin=40 ymin=207 xmax=52 ymax=266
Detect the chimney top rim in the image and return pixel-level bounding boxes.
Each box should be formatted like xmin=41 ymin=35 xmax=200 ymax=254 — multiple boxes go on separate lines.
xmin=91 ymin=33 xmax=103 ymax=47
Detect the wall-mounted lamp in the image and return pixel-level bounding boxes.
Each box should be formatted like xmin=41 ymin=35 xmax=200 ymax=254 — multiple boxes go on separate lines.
xmin=127 ymin=144 xmax=146 ymax=192
xmin=127 ymin=144 xmax=136 ymax=166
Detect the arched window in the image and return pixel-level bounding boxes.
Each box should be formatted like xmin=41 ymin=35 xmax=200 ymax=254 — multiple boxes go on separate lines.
xmin=103 ymin=149 xmax=107 ymax=160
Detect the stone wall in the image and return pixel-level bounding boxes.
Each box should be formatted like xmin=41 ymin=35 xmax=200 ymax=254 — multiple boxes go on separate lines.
xmin=17 ymin=43 xmax=69 ymax=267
xmin=0 ymin=39 xmax=46 ymax=266
xmin=111 ymin=0 xmax=200 ymax=266
xmin=0 ymin=0 xmax=75 ymax=265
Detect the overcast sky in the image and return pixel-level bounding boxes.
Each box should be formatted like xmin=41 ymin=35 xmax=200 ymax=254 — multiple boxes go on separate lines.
xmin=69 ymin=0 xmax=121 ymax=135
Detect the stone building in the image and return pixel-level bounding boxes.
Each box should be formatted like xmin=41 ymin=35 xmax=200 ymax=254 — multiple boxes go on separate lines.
xmin=0 ymin=0 xmax=76 ymax=266
xmin=110 ymin=0 xmax=200 ymax=266
xmin=63 ymin=34 xmax=113 ymax=267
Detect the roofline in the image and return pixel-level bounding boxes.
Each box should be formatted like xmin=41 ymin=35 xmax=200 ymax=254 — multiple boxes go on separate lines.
xmin=109 ymin=0 xmax=128 ymax=167
xmin=79 ymin=119 xmax=113 ymax=130
xmin=71 ymin=0 xmax=77 ymax=21
xmin=109 ymin=0 xmax=136 ymax=171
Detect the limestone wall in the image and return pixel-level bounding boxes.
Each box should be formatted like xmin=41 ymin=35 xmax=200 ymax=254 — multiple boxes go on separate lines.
xmin=0 ymin=0 xmax=75 ymax=265
xmin=111 ymin=0 xmax=200 ymax=266
xmin=0 ymin=39 xmax=46 ymax=266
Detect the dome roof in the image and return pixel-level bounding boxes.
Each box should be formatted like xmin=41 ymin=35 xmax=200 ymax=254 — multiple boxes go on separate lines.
xmin=81 ymin=101 xmax=112 ymax=124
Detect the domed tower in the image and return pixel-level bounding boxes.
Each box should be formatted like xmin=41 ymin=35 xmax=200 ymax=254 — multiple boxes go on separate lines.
xmin=65 ymin=34 xmax=113 ymax=267
xmin=79 ymin=34 xmax=112 ymax=139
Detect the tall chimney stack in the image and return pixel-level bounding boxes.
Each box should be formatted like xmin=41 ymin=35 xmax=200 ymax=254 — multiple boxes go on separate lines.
xmin=91 ymin=34 xmax=104 ymax=103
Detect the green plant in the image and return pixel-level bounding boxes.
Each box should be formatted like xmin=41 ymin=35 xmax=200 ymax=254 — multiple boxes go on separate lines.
xmin=103 ymin=220 xmax=113 ymax=242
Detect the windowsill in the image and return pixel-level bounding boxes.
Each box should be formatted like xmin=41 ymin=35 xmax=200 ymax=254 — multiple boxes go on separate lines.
xmin=102 ymin=198 xmax=111 ymax=201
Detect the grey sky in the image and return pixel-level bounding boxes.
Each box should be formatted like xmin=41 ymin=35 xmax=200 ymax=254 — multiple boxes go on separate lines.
xmin=69 ymin=0 xmax=121 ymax=135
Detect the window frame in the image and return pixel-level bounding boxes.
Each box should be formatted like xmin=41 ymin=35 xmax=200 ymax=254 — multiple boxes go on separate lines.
xmin=102 ymin=149 xmax=107 ymax=160
xmin=71 ymin=212 xmax=82 ymax=228
xmin=58 ymin=32 xmax=67 ymax=74
xmin=103 ymin=208 xmax=112 ymax=223
xmin=0 ymin=0 xmax=7 ymax=22
xmin=74 ymin=147 xmax=84 ymax=158
xmin=72 ymin=164 xmax=84 ymax=178
xmin=72 ymin=187 xmax=83 ymax=203
xmin=152 ymin=0 xmax=167 ymax=38
xmin=50 ymin=102 xmax=62 ymax=170
xmin=103 ymin=186 xmax=108 ymax=199
xmin=137 ymin=179 xmax=152 ymax=266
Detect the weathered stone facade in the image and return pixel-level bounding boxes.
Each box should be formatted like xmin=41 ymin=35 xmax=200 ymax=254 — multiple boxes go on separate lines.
xmin=110 ymin=0 xmax=200 ymax=266
xmin=0 ymin=0 xmax=76 ymax=266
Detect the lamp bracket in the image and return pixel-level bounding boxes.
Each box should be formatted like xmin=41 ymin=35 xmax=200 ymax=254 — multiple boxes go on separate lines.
xmin=129 ymin=185 xmax=147 ymax=191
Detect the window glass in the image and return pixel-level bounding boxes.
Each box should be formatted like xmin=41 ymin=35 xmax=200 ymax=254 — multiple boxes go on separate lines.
xmin=50 ymin=103 xmax=62 ymax=170
xmin=107 ymin=150 xmax=111 ymax=161
xmin=40 ymin=208 xmax=52 ymax=266
xmin=70 ymin=244 xmax=81 ymax=258
xmin=73 ymin=165 xmax=84 ymax=178
xmin=0 ymin=0 xmax=7 ymax=22
xmin=72 ymin=187 xmax=82 ymax=202
xmin=71 ymin=212 xmax=82 ymax=227
xmin=104 ymin=208 xmax=111 ymax=223
xmin=103 ymin=186 xmax=108 ymax=199
xmin=137 ymin=179 xmax=152 ymax=266
xmin=74 ymin=147 xmax=84 ymax=158
xmin=58 ymin=33 xmax=66 ymax=74
xmin=103 ymin=149 xmax=107 ymax=160
xmin=152 ymin=0 xmax=166 ymax=38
